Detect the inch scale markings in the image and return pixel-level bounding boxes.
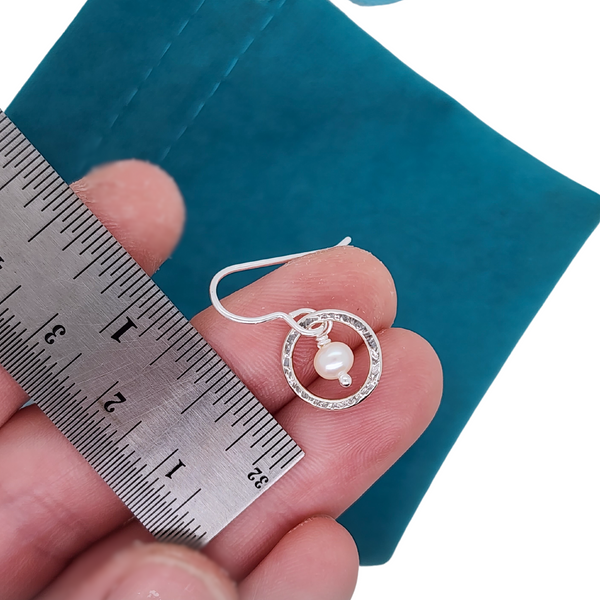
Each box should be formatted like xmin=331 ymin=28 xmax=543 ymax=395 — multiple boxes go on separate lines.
xmin=0 ymin=111 xmax=303 ymax=547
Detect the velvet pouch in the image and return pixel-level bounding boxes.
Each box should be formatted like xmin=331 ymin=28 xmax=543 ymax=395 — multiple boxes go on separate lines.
xmin=7 ymin=0 xmax=599 ymax=564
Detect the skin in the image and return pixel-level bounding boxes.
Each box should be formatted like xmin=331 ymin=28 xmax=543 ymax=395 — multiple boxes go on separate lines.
xmin=0 ymin=160 xmax=443 ymax=600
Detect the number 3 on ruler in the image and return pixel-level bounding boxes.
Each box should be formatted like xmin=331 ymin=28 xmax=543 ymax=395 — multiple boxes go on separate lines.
xmin=45 ymin=324 xmax=66 ymax=344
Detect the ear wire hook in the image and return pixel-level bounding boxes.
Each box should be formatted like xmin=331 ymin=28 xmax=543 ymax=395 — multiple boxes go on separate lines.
xmin=209 ymin=236 xmax=352 ymax=336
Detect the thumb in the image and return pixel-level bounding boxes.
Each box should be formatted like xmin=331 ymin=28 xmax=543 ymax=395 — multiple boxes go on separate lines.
xmin=93 ymin=542 xmax=238 ymax=600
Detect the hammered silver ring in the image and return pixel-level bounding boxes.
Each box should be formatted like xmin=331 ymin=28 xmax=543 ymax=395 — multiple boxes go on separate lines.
xmin=281 ymin=310 xmax=382 ymax=410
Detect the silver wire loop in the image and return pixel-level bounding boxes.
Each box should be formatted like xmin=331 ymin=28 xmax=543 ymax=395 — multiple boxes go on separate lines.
xmin=209 ymin=237 xmax=352 ymax=336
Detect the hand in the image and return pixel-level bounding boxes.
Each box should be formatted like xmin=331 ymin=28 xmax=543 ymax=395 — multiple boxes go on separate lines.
xmin=0 ymin=161 xmax=442 ymax=600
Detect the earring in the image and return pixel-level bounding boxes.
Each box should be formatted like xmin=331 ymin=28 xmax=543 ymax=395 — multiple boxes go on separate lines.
xmin=209 ymin=237 xmax=382 ymax=410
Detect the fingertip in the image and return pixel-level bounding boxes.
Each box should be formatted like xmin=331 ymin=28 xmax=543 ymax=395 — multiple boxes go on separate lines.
xmin=238 ymin=515 xmax=359 ymax=600
xmin=103 ymin=543 xmax=238 ymax=600
xmin=71 ymin=160 xmax=186 ymax=274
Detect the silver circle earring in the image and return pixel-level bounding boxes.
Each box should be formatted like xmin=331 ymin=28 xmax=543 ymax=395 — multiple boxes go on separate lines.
xmin=209 ymin=237 xmax=382 ymax=411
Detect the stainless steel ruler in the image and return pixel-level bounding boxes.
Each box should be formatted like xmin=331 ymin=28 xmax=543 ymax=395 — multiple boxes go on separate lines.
xmin=0 ymin=110 xmax=303 ymax=548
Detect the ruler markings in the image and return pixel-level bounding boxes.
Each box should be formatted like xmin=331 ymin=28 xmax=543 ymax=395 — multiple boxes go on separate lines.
xmin=118 ymin=272 xmax=147 ymax=299
xmin=155 ymin=317 xmax=187 ymax=345
xmin=221 ymin=383 xmax=248 ymax=406
xmin=5 ymin=138 xmax=27 ymax=159
xmin=103 ymin=449 xmax=136 ymax=483
xmin=34 ymin=373 xmax=69 ymax=402
xmin=138 ymin=306 xmax=172 ymax=337
xmin=0 ymin=331 xmax=28 ymax=364
xmin=231 ymin=401 xmax=262 ymax=427
xmin=60 ymin=205 xmax=89 ymax=236
xmin=146 ymin=449 xmax=179 ymax=477
xmin=225 ymin=410 xmax=268 ymax=452
xmin=253 ymin=432 xmax=288 ymax=466
xmin=232 ymin=396 xmax=255 ymax=419
xmin=5 ymin=341 xmax=39 ymax=374
xmin=259 ymin=426 xmax=286 ymax=451
xmin=270 ymin=446 xmax=298 ymax=472
xmin=0 ymin=129 xmax=22 ymax=152
xmin=177 ymin=347 xmax=213 ymax=380
xmin=0 ymin=111 xmax=303 ymax=548
xmin=62 ymin=211 xmax=94 ymax=241
xmin=100 ymin=286 xmax=154 ymax=334
xmin=202 ymin=361 xmax=228 ymax=383
xmin=278 ymin=448 xmax=303 ymax=470
xmin=0 ymin=285 xmax=21 ymax=305
xmin=30 ymin=170 xmax=57 ymax=193
xmin=175 ymin=337 xmax=204 ymax=361
xmin=4 ymin=133 xmax=25 ymax=153
xmin=0 ymin=321 xmax=24 ymax=354
xmin=79 ymin=225 xmax=106 ymax=253
xmin=112 ymin=459 xmax=144 ymax=494
xmin=155 ymin=311 xmax=183 ymax=335
xmin=53 ymin=392 xmax=87 ymax=429
xmin=137 ymin=489 xmax=170 ymax=521
xmin=23 ymin=173 xmax=59 ymax=205
xmin=147 ymin=504 xmax=180 ymax=533
xmin=73 ymin=239 xmax=120 ymax=279
xmin=34 ymin=174 xmax=62 ymax=197
xmin=209 ymin=375 xmax=238 ymax=402
xmin=12 ymin=148 xmax=37 ymax=171
xmin=14 ymin=350 xmax=45 ymax=382
xmin=0 ymin=169 xmax=22 ymax=193
xmin=215 ymin=390 xmax=253 ymax=423
xmin=87 ymin=232 xmax=115 ymax=256
xmin=20 ymin=355 xmax=53 ymax=389
xmin=212 ymin=380 xmax=246 ymax=407
xmin=27 ymin=195 xmax=79 ymax=242
xmin=41 ymin=383 xmax=76 ymax=415
xmin=83 ymin=427 xmax=117 ymax=462
xmin=19 ymin=157 xmax=45 ymax=183
xmin=146 ymin=297 xmax=172 ymax=320
xmin=97 ymin=445 xmax=138 ymax=477
xmin=127 ymin=275 xmax=154 ymax=301
xmin=108 ymin=254 xmax=135 ymax=278
xmin=0 ymin=130 xmax=20 ymax=153
xmin=95 ymin=247 xmax=123 ymax=274
xmin=150 ymin=510 xmax=189 ymax=535
xmin=15 ymin=351 xmax=49 ymax=382
xmin=36 ymin=353 xmax=82 ymax=397
xmin=101 ymin=262 xmax=137 ymax=294
xmin=78 ymin=422 xmax=114 ymax=457
xmin=105 ymin=461 xmax=137 ymax=491
xmin=88 ymin=439 xmax=121 ymax=471
xmin=43 ymin=192 xmax=74 ymax=219
xmin=148 ymin=498 xmax=183 ymax=528
xmin=119 ymin=474 xmax=157 ymax=505
xmin=68 ymin=414 xmax=107 ymax=447
xmin=242 ymin=405 xmax=269 ymax=428
xmin=8 ymin=150 xmax=33 ymax=172
xmin=22 ymin=313 xmax=59 ymax=345
xmin=125 ymin=477 xmax=160 ymax=508
xmin=14 ymin=347 xmax=45 ymax=381
xmin=137 ymin=288 xmax=163 ymax=315
xmin=98 ymin=251 xmax=127 ymax=278
xmin=270 ymin=438 xmax=294 ymax=460
xmin=40 ymin=181 xmax=67 ymax=207
xmin=7 ymin=146 xmax=34 ymax=170
xmin=22 ymin=161 xmax=50 ymax=187
xmin=250 ymin=422 xmax=278 ymax=446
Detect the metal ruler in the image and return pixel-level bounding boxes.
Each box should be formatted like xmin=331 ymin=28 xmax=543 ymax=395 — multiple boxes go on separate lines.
xmin=0 ymin=110 xmax=303 ymax=547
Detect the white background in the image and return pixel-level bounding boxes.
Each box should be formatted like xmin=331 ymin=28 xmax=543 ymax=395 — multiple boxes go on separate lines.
xmin=1 ymin=1 xmax=599 ymax=598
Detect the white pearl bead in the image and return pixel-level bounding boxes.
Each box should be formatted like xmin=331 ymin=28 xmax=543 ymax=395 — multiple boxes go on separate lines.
xmin=314 ymin=341 xmax=354 ymax=383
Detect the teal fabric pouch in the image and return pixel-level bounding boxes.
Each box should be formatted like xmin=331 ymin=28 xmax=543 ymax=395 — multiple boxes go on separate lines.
xmin=7 ymin=0 xmax=600 ymax=564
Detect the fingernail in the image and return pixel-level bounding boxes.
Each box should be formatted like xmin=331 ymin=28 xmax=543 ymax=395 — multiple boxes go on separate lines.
xmin=106 ymin=554 xmax=234 ymax=600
